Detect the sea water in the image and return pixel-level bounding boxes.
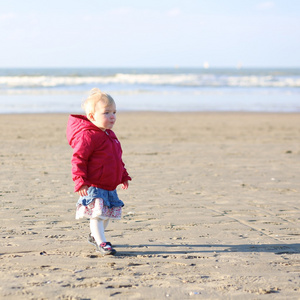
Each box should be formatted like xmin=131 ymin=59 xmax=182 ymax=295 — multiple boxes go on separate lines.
xmin=0 ymin=68 xmax=299 ymax=113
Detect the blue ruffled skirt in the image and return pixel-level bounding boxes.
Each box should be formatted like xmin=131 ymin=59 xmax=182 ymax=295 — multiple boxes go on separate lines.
xmin=75 ymin=186 xmax=124 ymax=220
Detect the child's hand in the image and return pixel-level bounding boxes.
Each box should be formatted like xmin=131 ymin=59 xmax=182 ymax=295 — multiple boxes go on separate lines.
xmin=78 ymin=185 xmax=89 ymax=196
xmin=121 ymin=181 xmax=129 ymax=190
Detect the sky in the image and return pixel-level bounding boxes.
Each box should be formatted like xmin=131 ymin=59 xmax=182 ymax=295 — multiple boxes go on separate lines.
xmin=0 ymin=0 xmax=299 ymax=68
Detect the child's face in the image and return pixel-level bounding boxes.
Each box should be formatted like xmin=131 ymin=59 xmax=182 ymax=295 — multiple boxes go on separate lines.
xmin=89 ymin=101 xmax=116 ymax=131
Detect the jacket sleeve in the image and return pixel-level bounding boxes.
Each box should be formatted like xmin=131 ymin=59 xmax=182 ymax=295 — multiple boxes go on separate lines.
xmin=121 ymin=161 xmax=132 ymax=183
xmin=71 ymin=131 xmax=95 ymax=192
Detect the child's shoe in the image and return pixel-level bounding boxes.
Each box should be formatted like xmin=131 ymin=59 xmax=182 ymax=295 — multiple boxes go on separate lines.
xmin=88 ymin=233 xmax=97 ymax=247
xmin=88 ymin=234 xmax=116 ymax=255
xmin=98 ymin=242 xmax=116 ymax=256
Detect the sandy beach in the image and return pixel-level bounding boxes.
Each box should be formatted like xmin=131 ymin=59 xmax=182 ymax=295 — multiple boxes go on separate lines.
xmin=0 ymin=112 xmax=299 ymax=299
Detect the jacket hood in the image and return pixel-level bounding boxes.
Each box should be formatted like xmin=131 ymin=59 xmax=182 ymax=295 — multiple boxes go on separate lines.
xmin=67 ymin=114 xmax=100 ymax=147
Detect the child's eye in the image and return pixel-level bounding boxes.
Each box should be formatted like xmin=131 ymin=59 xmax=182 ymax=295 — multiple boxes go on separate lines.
xmin=103 ymin=111 xmax=116 ymax=115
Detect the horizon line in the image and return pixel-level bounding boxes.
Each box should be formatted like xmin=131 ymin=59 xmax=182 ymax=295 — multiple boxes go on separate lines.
xmin=0 ymin=66 xmax=300 ymax=69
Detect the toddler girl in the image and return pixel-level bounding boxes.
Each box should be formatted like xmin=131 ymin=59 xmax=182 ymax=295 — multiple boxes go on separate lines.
xmin=67 ymin=88 xmax=131 ymax=255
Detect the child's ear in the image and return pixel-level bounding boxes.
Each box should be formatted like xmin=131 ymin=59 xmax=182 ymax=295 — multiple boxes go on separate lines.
xmin=88 ymin=113 xmax=95 ymax=121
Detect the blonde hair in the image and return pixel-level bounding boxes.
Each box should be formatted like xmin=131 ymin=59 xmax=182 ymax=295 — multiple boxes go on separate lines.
xmin=82 ymin=88 xmax=115 ymax=115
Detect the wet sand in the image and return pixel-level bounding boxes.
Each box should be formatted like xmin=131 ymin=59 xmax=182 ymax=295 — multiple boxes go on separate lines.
xmin=0 ymin=112 xmax=299 ymax=299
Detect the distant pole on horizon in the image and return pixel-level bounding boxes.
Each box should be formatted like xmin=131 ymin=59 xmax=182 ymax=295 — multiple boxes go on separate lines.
xmin=236 ymin=62 xmax=243 ymax=69
xmin=203 ymin=62 xmax=210 ymax=69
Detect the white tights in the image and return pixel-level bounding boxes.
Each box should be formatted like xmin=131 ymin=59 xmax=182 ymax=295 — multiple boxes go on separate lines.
xmin=90 ymin=218 xmax=110 ymax=246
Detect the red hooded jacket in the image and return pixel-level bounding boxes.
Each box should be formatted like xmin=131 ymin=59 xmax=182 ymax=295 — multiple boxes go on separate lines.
xmin=66 ymin=115 xmax=131 ymax=192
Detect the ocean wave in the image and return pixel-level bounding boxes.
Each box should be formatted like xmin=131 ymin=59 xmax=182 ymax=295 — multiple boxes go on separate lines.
xmin=0 ymin=73 xmax=300 ymax=89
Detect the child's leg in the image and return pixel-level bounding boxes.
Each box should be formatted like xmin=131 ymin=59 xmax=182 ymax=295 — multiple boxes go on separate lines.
xmin=103 ymin=219 xmax=109 ymax=230
xmin=90 ymin=218 xmax=106 ymax=246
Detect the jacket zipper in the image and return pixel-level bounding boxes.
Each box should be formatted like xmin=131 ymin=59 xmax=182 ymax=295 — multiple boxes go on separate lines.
xmin=106 ymin=130 xmax=120 ymax=189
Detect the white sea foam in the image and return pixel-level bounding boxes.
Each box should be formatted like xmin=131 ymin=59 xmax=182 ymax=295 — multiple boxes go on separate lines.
xmin=0 ymin=68 xmax=299 ymax=113
xmin=0 ymin=73 xmax=300 ymax=89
